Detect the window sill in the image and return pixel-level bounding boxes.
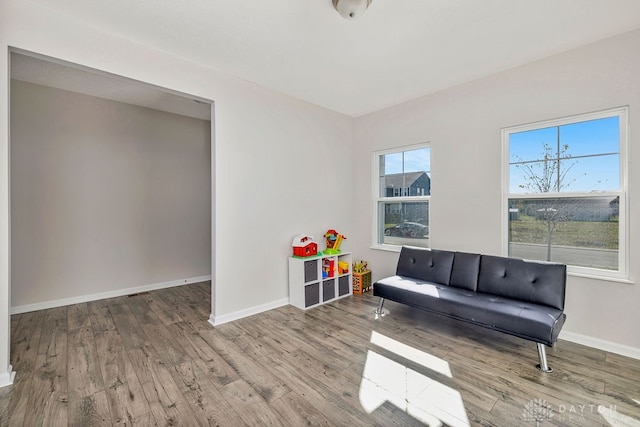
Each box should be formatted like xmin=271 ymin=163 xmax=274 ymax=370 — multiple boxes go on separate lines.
xmin=370 ymin=244 xmax=402 ymax=253
xmin=567 ymin=271 xmax=634 ymax=285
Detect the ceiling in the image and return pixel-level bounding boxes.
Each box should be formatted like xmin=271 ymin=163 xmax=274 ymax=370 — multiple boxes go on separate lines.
xmin=13 ymin=0 xmax=640 ymax=117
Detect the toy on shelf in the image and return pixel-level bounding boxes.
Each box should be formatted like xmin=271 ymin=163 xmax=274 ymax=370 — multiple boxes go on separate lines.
xmin=338 ymin=261 xmax=349 ymax=275
xmin=292 ymin=234 xmax=319 ymax=258
xmin=352 ymin=260 xmax=371 ymax=294
xmin=322 ymin=258 xmax=335 ymax=278
xmin=323 ymin=229 xmax=346 ymax=255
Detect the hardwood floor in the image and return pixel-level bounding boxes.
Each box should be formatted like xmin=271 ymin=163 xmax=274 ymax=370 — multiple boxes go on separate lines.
xmin=1 ymin=282 xmax=639 ymax=426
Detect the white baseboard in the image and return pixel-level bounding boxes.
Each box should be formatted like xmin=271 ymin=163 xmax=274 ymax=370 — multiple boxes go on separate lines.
xmin=0 ymin=365 xmax=15 ymax=389
xmin=559 ymin=330 xmax=640 ymax=360
xmin=208 ymin=297 xmax=289 ymax=327
xmin=11 ymin=275 xmax=212 ymax=315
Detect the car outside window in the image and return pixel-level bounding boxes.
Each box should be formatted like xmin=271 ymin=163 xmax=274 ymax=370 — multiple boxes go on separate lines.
xmin=374 ymin=144 xmax=430 ymax=249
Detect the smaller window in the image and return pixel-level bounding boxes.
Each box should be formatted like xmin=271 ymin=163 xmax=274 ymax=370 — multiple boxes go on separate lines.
xmin=373 ymin=144 xmax=431 ymax=249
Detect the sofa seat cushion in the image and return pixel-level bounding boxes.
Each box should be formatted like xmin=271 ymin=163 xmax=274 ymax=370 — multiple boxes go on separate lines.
xmin=374 ymin=276 xmax=566 ymax=346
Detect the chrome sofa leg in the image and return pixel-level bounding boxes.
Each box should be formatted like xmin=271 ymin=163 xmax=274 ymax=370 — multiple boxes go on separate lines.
xmin=374 ymin=298 xmax=385 ymax=315
xmin=536 ymin=343 xmax=553 ymax=373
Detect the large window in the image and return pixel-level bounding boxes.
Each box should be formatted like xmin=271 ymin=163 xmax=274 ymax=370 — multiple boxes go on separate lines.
xmin=374 ymin=144 xmax=430 ymax=249
xmin=503 ymin=108 xmax=628 ymax=280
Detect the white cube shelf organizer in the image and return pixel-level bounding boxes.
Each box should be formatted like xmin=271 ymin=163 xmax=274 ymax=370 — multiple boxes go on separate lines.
xmin=289 ymin=252 xmax=352 ymax=310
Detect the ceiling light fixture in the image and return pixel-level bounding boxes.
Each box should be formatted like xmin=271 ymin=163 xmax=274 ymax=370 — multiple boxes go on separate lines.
xmin=332 ymin=0 xmax=372 ymax=20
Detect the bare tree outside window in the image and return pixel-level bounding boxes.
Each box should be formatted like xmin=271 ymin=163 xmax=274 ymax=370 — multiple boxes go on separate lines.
xmin=512 ymin=142 xmax=583 ymax=261
xmin=505 ymin=110 xmax=625 ymax=275
xmin=515 ymin=142 xmax=580 ymax=193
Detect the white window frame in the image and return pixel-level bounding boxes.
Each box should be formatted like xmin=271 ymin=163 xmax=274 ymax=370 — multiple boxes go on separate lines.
xmin=372 ymin=142 xmax=431 ymax=252
xmin=501 ymin=107 xmax=630 ymax=282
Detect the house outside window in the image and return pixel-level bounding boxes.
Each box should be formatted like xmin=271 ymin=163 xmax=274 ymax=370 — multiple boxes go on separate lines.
xmin=374 ymin=144 xmax=430 ymax=249
xmin=502 ymin=107 xmax=628 ymax=280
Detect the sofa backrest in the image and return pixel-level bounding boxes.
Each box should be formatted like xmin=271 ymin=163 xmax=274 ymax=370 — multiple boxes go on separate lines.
xmin=396 ymin=246 xmax=454 ymax=285
xmin=477 ymin=255 xmax=566 ymax=310
xmin=450 ymin=252 xmax=481 ymax=291
xmin=395 ymin=246 xmax=566 ymax=310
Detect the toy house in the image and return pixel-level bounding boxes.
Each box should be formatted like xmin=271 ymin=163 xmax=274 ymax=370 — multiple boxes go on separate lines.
xmin=292 ymin=234 xmax=318 ymax=257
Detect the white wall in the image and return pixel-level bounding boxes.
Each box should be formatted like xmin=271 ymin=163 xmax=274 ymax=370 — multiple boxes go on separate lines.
xmin=0 ymin=0 xmax=354 ymax=385
xmin=352 ymin=29 xmax=640 ymax=355
xmin=212 ymin=82 xmax=355 ymax=320
xmin=10 ymin=80 xmax=211 ymax=309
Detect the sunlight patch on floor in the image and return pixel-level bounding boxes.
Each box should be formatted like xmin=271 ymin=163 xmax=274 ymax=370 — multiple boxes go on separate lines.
xmin=370 ymin=331 xmax=452 ymax=378
xmin=359 ymin=331 xmax=469 ymax=427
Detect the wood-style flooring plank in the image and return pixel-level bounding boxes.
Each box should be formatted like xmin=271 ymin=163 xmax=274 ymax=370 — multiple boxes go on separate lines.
xmin=3 ymin=311 xmax=44 ymax=425
xmin=68 ymin=390 xmax=112 ymax=427
xmin=86 ymin=299 xmax=117 ymax=335
xmin=269 ymin=390 xmax=335 ymax=426
xmin=123 ymin=295 xmax=158 ymax=326
xmin=220 ymin=379 xmax=285 ymax=426
xmin=166 ymin=283 xmax=212 ymax=323
xmin=22 ymin=306 xmax=69 ymax=427
xmin=164 ymin=321 xmax=239 ymax=387
xmin=93 ymin=330 xmax=150 ymax=425
xmin=169 ymin=360 xmax=240 ymax=425
xmin=67 ymin=325 xmax=105 ymax=401
xmin=264 ymin=353 xmax=400 ymax=427
xmin=107 ymin=298 xmax=150 ymax=350
xmin=247 ymin=310 xmax=353 ymax=373
xmin=140 ymin=291 xmax=184 ymax=326
xmin=67 ymin=302 xmax=91 ymax=332
xmin=126 ymin=346 xmax=202 ymax=426
xmin=10 ymin=310 xmax=45 ymax=372
xmin=198 ymin=327 xmax=291 ymax=404
xmin=140 ymin=322 xmax=188 ymax=367
xmin=0 ymin=386 xmax=11 ymax=426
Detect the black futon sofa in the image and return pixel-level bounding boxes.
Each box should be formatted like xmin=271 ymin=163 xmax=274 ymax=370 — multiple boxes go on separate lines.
xmin=373 ymin=246 xmax=567 ymax=372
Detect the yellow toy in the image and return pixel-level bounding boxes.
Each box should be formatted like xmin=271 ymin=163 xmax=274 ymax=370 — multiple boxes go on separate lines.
xmin=338 ymin=261 xmax=349 ymax=274
xmin=323 ymin=229 xmax=346 ymax=254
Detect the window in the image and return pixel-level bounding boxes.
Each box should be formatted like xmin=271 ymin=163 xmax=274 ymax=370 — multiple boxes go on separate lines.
xmin=503 ymin=108 xmax=628 ymax=280
xmin=374 ymin=144 xmax=431 ymax=249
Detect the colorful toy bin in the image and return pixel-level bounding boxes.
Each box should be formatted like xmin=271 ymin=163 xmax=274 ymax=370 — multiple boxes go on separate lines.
xmin=353 ymin=260 xmax=371 ymax=294
xmin=292 ymin=234 xmax=319 ymax=258
xmin=353 ymin=270 xmax=372 ymax=294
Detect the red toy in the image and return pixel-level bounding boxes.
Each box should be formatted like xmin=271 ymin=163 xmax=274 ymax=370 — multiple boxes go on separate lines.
xmin=323 ymin=258 xmax=335 ymax=278
xmin=292 ymin=234 xmax=318 ymax=257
